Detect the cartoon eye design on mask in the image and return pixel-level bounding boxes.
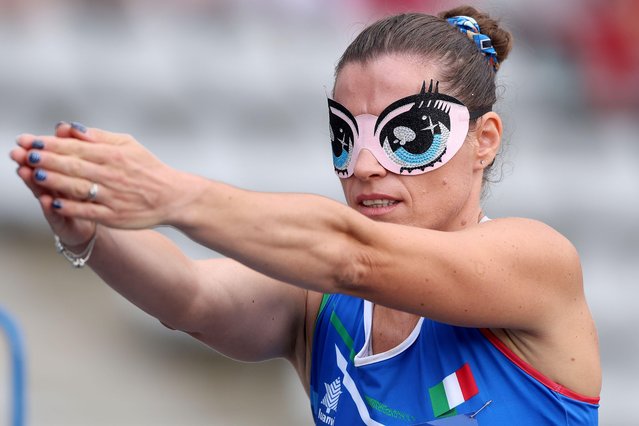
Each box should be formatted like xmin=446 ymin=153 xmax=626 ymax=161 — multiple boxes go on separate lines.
xmin=375 ymin=81 xmax=463 ymax=174
xmin=328 ymin=99 xmax=358 ymax=175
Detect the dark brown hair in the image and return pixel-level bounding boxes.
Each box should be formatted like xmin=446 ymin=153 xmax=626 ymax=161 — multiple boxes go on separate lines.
xmin=334 ymin=6 xmax=513 ymax=186
xmin=335 ymin=6 xmax=513 ymax=113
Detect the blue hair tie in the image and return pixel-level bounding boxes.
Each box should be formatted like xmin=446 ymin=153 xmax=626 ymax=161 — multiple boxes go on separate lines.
xmin=447 ymin=16 xmax=500 ymax=71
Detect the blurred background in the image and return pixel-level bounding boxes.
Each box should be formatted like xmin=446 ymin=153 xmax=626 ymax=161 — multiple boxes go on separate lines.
xmin=1 ymin=0 xmax=637 ymax=424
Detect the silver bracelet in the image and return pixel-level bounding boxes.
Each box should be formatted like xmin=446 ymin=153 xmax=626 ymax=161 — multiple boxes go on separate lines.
xmin=54 ymin=227 xmax=98 ymax=268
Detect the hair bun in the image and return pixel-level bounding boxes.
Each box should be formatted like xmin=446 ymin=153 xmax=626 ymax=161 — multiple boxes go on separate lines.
xmin=440 ymin=6 xmax=513 ymax=64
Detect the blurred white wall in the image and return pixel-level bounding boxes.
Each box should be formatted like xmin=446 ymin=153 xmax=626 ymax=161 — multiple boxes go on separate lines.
xmin=1 ymin=0 xmax=638 ymax=425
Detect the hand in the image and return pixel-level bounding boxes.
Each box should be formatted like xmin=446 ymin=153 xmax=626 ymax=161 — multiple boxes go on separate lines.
xmin=10 ymin=124 xmax=95 ymax=249
xmin=14 ymin=123 xmax=186 ymax=230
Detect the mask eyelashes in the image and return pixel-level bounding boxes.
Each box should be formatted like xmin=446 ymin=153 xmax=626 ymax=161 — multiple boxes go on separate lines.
xmin=431 ymin=100 xmax=451 ymax=114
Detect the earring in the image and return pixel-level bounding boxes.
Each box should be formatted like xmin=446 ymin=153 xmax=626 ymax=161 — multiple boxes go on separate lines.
xmin=480 ymin=159 xmax=485 ymax=166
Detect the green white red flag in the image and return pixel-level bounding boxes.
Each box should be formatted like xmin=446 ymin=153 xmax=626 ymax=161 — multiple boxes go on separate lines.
xmin=428 ymin=363 xmax=479 ymax=417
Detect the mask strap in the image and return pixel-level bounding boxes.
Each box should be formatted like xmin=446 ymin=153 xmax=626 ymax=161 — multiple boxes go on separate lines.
xmin=469 ymin=106 xmax=492 ymax=120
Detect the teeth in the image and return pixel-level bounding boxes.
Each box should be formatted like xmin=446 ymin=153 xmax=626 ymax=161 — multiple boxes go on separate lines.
xmin=361 ymin=199 xmax=397 ymax=207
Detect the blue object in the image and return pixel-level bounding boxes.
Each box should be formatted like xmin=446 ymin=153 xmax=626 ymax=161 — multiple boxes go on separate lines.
xmin=446 ymin=15 xmax=499 ymax=71
xmin=310 ymin=294 xmax=599 ymax=425
xmin=30 ymin=140 xmax=45 ymax=150
xmin=34 ymin=169 xmax=47 ymax=181
xmin=0 ymin=307 xmax=26 ymax=426
xmin=70 ymin=121 xmax=87 ymax=133
xmin=28 ymin=152 xmax=41 ymax=164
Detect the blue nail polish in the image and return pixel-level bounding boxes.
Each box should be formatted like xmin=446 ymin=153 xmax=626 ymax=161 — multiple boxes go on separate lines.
xmin=28 ymin=151 xmax=41 ymax=164
xmin=52 ymin=199 xmax=63 ymax=209
xmin=34 ymin=169 xmax=47 ymax=181
xmin=31 ymin=139 xmax=45 ymax=149
xmin=70 ymin=121 xmax=87 ymax=133
xmin=55 ymin=121 xmax=67 ymax=130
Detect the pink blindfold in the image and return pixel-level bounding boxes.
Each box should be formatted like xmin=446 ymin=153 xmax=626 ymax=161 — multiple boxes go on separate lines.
xmin=329 ymin=80 xmax=489 ymax=177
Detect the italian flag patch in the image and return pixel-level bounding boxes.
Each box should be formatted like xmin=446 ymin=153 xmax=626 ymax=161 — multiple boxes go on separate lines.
xmin=428 ymin=363 xmax=479 ymax=417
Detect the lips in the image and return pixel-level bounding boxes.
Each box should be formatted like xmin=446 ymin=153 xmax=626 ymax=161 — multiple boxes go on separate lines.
xmin=355 ymin=193 xmax=402 ymax=216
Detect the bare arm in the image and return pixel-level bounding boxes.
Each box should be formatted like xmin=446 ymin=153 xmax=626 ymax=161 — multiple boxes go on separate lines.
xmin=87 ymin=228 xmax=307 ymax=362
xmin=15 ymin=127 xmax=583 ymax=335
xmin=173 ymin=181 xmax=583 ymax=333
xmin=10 ymin=132 xmax=307 ymax=365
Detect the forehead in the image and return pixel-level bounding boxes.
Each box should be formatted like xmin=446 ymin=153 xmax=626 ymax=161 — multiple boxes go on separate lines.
xmin=333 ymin=54 xmax=440 ymax=116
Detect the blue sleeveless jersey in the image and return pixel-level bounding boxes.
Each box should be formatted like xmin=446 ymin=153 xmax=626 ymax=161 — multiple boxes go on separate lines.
xmin=310 ymin=294 xmax=599 ymax=425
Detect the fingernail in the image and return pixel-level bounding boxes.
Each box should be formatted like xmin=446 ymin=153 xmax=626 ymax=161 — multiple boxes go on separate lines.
xmin=70 ymin=121 xmax=87 ymax=133
xmin=34 ymin=169 xmax=47 ymax=181
xmin=31 ymin=139 xmax=45 ymax=149
xmin=52 ymin=199 xmax=63 ymax=209
xmin=28 ymin=151 xmax=41 ymax=164
xmin=15 ymin=135 xmax=23 ymax=145
xmin=55 ymin=121 xmax=68 ymax=130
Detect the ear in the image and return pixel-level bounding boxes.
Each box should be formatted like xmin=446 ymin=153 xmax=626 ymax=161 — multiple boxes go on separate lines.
xmin=473 ymin=111 xmax=502 ymax=171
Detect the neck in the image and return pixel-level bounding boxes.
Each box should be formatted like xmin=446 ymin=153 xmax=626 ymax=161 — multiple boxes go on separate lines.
xmin=444 ymin=172 xmax=486 ymax=231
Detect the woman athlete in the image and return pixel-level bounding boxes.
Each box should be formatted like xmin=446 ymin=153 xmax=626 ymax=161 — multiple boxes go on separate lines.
xmin=11 ymin=6 xmax=600 ymax=425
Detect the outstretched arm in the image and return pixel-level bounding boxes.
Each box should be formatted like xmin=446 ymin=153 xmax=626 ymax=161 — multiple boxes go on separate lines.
xmin=14 ymin=125 xmax=584 ymax=334
xmin=86 ymin=228 xmax=308 ymax=363
xmin=10 ymin=130 xmax=308 ymax=365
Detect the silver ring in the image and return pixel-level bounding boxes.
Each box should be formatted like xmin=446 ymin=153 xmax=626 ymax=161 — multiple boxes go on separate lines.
xmin=87 ymin=182 xmax=99 ymax=201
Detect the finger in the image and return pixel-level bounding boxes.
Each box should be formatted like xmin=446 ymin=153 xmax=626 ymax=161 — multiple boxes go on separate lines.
xmin=31 ymin=168 xmax=106 ymax=202
xmin=10 ymin=145 xmax=29 ymax=165
xmin=58 ymin=121 xmax=98 ymax=143
xmin=37 ymin=193 xmax=67 ymax=229
xmin=16 ymin=165 xmax=49 ymax=198
xmin=49 ymin=196 xmax=115 ymax=225
xmin=16 ymin=134 xmax=50 ymax=151
xmin=64 ymin=121 xmax=132 ymax=146
xmin=54 ymin=121 xmax=79 ymax=140
xmin=16 ymin=134 xmax=109 ymax=163
xmin=14 ymin=147 xmax=60 ymax=200
xmin=47 ymin=121 xmax=95 ymax=143
xmin=25 ymin=148 xmax=108 ymax=182
xmin=37 ymin=191 xmax=98 ymax=248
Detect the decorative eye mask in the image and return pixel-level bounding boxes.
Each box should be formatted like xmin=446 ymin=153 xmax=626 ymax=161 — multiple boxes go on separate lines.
xmin=328 ymin=80 xmax=489 ymax=177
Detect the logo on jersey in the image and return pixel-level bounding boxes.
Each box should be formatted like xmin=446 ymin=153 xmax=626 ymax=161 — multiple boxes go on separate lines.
xmin=318 ymin=376 xmax=342 ymax=425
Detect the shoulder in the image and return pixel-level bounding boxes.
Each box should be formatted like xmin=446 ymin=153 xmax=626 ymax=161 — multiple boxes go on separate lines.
xmin=479 ymin=220 xmax=600 ymax=396
xmin=480 ymin=216 xmax=570 ymax=237
xmin=477 ymin=217 xmax=581 ymax=268
xmin=477 ymin=216 xmax=584 ymax=301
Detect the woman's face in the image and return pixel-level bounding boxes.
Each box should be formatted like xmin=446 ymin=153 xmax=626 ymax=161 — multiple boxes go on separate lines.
xmin=334 ymin=54 xmax=484 ymax=231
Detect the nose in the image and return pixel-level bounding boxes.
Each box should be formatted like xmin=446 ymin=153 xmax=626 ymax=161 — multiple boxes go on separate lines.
xmin=352 ymin=149 xmax=387 ymax=180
